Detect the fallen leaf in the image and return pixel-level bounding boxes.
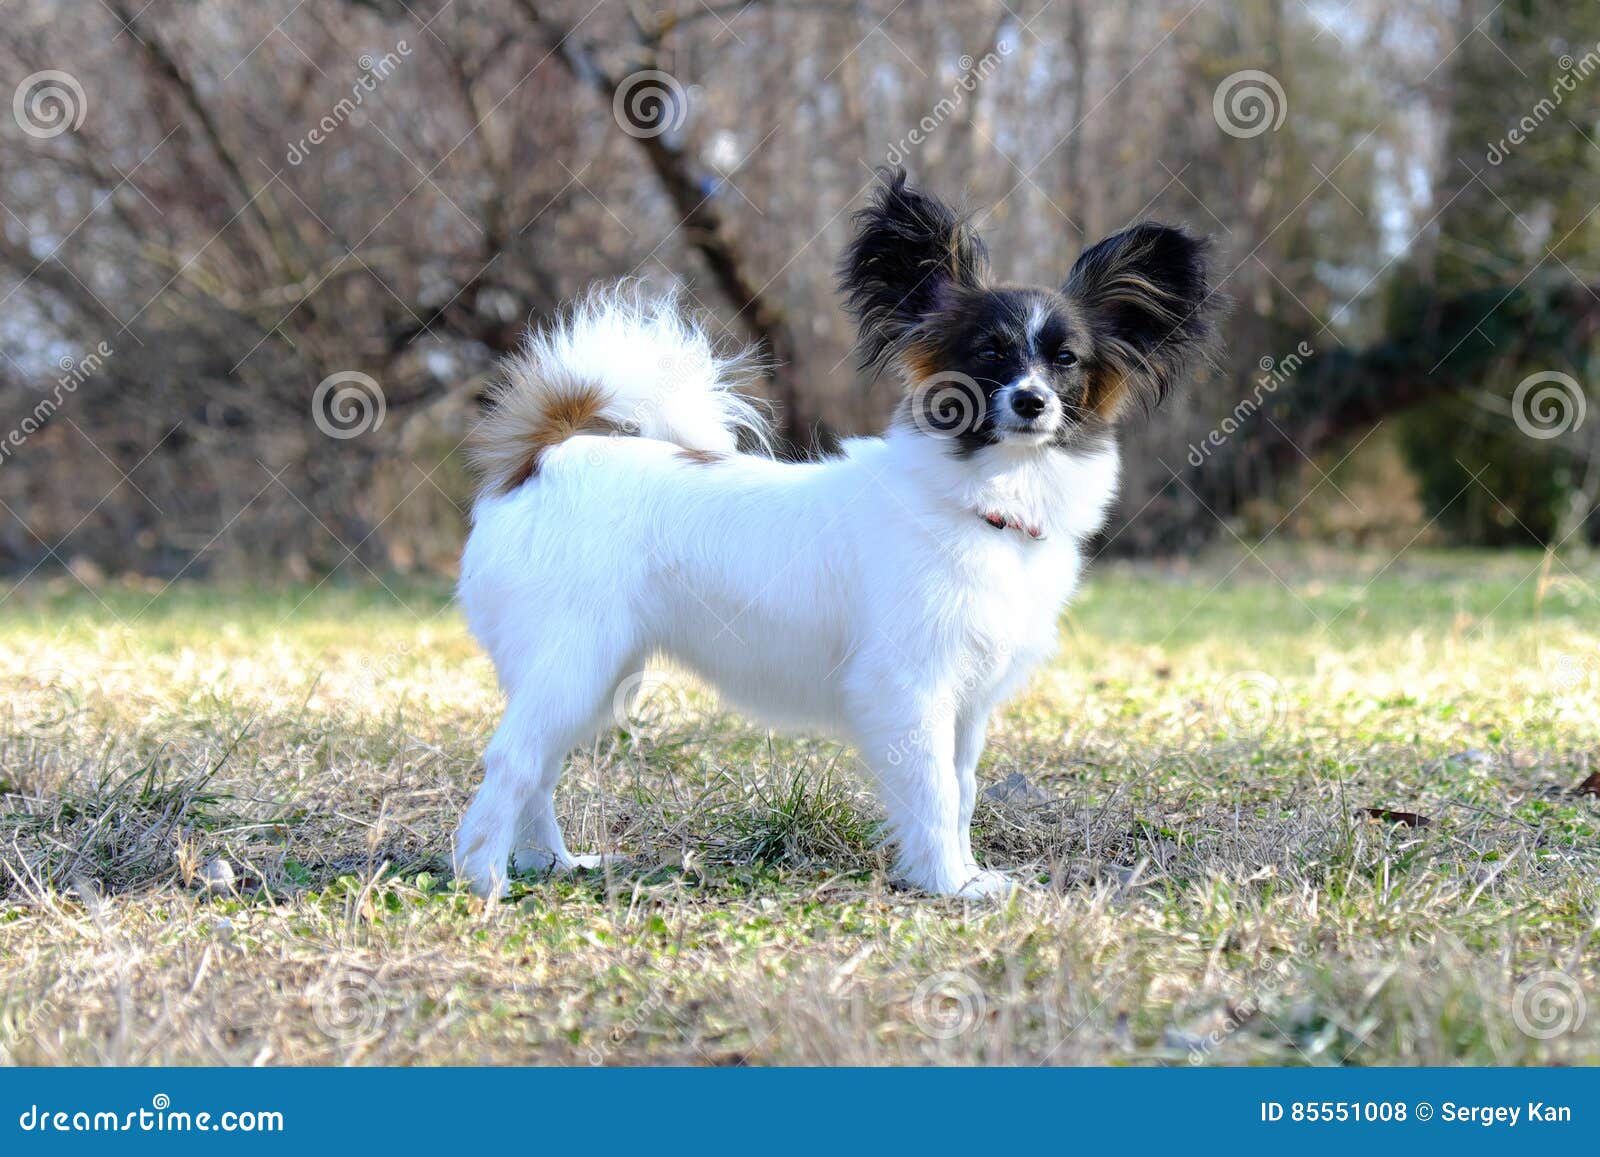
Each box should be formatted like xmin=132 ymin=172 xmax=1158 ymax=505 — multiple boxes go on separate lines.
xmin=1356 ymin=807 xmax=1432 ymax=828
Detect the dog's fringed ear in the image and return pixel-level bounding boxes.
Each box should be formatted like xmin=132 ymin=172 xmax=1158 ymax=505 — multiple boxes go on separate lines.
xmin=839 ymin=168 xmax=988 ymax=375
xmin=1064 ymin=223 xmax=1217 ymax=416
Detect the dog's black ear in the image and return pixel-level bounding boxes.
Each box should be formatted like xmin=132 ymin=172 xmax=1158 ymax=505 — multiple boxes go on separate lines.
xmin=1064 ymin=223 xmax=1217 ymax=416
xmin=839 ymin=168 xmax=988 ymax=374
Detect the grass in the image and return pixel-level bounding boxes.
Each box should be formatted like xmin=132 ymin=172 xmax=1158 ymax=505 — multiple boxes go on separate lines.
xmin=1 ymin=545 xmax=1597 ymax=1065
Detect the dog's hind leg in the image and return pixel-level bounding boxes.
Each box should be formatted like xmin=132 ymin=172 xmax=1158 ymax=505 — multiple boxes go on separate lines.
xmin=455 ymin=647 xmax=624 ymax=897
xmin=454 ymin=695 xmax=558 ymax=897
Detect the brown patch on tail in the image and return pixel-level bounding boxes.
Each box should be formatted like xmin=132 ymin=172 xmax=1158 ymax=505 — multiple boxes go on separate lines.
xmin=469 ymin=375 xmax=618 ymax=497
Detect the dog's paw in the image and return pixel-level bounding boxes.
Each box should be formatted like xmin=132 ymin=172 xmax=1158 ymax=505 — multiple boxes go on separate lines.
xmin=456 ymin=864 xmax=509 ymax=899
xmin=512 ymin=849 xmax=625 ymax=875
xmin=512 ymin=847 xmax=576 ymax=874
xmin=953 ymin=867 xmax=1018 ymax=899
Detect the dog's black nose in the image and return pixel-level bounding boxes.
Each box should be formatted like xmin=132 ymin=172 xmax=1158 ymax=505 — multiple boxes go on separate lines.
xmin=1011 ymin=388 xmax=1047 ymax=420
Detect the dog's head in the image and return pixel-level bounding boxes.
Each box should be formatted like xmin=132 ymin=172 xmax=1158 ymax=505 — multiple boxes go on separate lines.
xmin=840 ymin=169 xmax=1217 ymax=453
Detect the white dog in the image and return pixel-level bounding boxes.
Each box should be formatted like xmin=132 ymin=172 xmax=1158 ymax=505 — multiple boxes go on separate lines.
xmin=454 ymin=171 xmax=1216 ymax=898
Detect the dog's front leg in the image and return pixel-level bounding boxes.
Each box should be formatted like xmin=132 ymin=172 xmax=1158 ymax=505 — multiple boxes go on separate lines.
xmin=851 ymin=699 xmax=1013 ymax=898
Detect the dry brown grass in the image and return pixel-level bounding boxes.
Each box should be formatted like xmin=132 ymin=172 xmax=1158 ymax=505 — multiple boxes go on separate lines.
xmin=1 ymin=546 xmax=1597 ymax=1065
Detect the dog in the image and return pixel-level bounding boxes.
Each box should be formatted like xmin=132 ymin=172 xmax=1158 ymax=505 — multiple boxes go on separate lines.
xmin=453 ymin=170 xmax=1217 ymax=898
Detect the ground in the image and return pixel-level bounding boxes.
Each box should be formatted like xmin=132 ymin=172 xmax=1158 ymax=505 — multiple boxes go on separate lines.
xmin=1 ymin=546 xmax=1597 ymax=1065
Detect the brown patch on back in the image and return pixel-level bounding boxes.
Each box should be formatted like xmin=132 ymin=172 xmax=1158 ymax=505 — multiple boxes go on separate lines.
xmin=675 ymin=447 xmax=726 ymax=465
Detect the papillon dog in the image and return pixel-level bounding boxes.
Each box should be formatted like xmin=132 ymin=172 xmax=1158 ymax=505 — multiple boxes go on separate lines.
xmin=454 ymin=170 xmax=1217 ymax=898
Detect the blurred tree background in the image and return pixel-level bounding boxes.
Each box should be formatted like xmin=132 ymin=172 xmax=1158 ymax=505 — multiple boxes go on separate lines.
xmin=1 ymin=0 xmax=1596 ymax=579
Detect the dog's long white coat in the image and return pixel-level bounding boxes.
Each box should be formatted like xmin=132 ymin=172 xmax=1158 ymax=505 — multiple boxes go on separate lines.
xmin=456 ymin=293 xmax=1120 ymax=897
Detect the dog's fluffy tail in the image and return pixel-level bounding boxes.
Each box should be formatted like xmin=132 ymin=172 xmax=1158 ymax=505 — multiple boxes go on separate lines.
xmin=468 ymin=286 xmax=770 ymax=498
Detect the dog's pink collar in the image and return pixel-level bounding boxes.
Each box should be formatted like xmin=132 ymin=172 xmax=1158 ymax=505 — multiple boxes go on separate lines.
xmin=980 ymin=510 xmax=1045 ymax=540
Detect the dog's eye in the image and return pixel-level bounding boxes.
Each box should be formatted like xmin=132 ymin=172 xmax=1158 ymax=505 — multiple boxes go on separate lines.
xmin=1054 ymin=348 xmax=1078 ymax=366
xmin=977 ymin=345 xmax=1006 ymax=363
